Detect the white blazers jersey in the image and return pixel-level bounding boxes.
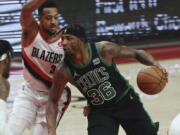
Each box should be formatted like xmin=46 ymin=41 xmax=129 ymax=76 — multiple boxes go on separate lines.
xmin=22 ymin=31 xmax=64 ymax=92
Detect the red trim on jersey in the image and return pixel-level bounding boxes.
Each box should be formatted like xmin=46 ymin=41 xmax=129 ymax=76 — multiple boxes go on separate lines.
xmin=22 ymin=48 xmax=52 ymax=82
xmin=39 ymin=30 xmax=62 ymax=44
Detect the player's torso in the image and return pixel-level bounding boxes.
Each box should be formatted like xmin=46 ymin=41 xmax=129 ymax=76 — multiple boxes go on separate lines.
xmin=65 ymin=43 xmax=131 ymax=108
xmin=22 ymin=31 xmax=64 ymax=89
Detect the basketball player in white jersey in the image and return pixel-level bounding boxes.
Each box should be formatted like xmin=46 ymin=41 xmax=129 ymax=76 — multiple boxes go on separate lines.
xmin=0 ymin=0 xmax=71 ymax=135
xmin=0 ymin=40 xmax=13 ymax=135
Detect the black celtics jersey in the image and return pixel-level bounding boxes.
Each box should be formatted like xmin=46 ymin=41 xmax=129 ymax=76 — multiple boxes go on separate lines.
xmin=64 ymin=43 xmax=133 ymax=108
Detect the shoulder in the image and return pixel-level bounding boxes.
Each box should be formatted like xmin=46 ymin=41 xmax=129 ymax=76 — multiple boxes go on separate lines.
xmin=97 ymin=41 xmax=120 ymax=55
xmin=96 ymin=41 xmax=110 ymax=52
xmin=95 ymin=41 xmax=117 ymax=62
xmin=21 ymin=24 xmax=39 ymax=46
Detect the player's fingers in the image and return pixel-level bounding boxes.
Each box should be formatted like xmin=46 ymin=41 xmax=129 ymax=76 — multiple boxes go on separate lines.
xmin=154 ymin=65 xmax=168 ymax=82
xmin=162 ymin=68 xmax=168 ymax=82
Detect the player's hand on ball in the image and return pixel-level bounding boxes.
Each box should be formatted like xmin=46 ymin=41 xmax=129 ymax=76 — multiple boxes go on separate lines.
xmin=137 ymin=65 xmax=168 ymax=95
xmin=160 ymin=67 xmax=168 ymax=83
xmin=154 ymin=65 xmax=168 ymax=83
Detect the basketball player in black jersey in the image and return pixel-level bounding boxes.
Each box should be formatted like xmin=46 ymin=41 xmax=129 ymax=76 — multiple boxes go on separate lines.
xmin=46 ymin=24 xmax=168 ymax=135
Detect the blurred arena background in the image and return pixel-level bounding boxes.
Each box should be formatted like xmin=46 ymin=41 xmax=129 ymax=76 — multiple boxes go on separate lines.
xmin=1 ymin=0 xmax=180 ymax=135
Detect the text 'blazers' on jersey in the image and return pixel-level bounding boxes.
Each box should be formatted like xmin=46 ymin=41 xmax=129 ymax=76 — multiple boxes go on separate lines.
xmin=22 ymin=30 xmax=64 ymax=91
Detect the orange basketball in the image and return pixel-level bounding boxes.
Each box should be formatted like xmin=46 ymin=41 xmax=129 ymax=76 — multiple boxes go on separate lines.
xmin=137 ymin=66 xmax=167 ymax=95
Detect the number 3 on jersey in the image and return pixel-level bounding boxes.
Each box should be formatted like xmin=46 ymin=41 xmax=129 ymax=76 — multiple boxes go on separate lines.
xmin=87 ymin=81 xmax=116 ymax=105
xmin=50 ymin=65 xmax=56 ymax=73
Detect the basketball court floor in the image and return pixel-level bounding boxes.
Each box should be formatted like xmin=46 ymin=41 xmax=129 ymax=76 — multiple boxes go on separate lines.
xmin=8 ymin=58 xmax=180 ymax=135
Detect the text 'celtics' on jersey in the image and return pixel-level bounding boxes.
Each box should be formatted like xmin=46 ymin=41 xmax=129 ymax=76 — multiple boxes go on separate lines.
xmin=65 ymin=43 xmax=133 ymax=108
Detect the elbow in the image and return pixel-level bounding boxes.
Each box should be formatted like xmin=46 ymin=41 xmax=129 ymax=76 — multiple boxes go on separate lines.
xmin=136 ymin=49 xmax=146 ymax=54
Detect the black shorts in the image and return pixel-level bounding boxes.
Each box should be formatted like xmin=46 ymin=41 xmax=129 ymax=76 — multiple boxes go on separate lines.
xmin=87 ymin=89 xmax=159 ymax=135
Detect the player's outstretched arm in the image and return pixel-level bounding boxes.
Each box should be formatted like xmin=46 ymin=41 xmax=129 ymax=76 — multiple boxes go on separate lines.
xmin=98 ymin=41 xmax=159 ymax=66
xmin=20 ymin=0 xmax=46 ymax=47
xmin=99 ymin=41 xmax=168 ymax=80
xmin=46 ymin=63 xmax=70 ymax=135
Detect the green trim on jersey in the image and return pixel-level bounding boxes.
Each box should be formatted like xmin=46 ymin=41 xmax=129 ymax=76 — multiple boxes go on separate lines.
xmin=68 ymin=43 xmax=92 ymax=69
xmin=113 ymin=63 xmax=131 ymax=86
xmin=95 ymin=42 xmax=133 ymax=92
xmin=95 ymin=43 xmax=112 ymax=67
xmin=64 ymin=62 xmax=73 ymax=77
xmin=64 ymin=42 xmax=134 ymax=108
xmin=115 ymin=85 xmax=133 ymax=102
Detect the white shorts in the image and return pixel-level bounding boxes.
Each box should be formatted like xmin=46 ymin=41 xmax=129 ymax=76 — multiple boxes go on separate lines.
xmin=9 ymin=82 xmax=71 ymax=128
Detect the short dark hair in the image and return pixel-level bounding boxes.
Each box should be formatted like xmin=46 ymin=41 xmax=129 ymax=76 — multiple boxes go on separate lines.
xmin=38 ymin=1 xmax=58 ymax=16
xmin=0 ymin=40 xmax=13 ymax=58
xmin=61 ymin=24 xmax=87 ymax=43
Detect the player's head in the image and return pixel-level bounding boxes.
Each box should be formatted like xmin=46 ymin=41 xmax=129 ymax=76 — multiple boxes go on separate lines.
xmin=38 ymin=1 xmax=59 ymax=35
xmin=0 ymin=40 xmax=13 ymax=79
xmin=61 ymin=24 xmax=87 ymax=56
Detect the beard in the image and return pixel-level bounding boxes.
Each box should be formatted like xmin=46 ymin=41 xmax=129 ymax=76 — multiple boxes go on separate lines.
xmin=43 ymin=24 xmax=58 ymax=36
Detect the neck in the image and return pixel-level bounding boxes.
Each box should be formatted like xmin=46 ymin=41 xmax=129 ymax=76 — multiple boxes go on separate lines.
xmin=71 ymin=44 xmax=89 ymax=65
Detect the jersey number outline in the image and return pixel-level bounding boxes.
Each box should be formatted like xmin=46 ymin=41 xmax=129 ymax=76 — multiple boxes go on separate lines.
xmin=87 ymin=81 xmax=116 ymax=105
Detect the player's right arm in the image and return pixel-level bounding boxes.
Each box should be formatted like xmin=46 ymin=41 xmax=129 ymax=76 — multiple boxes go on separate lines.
xmin=46 ymin=63 xmax=71 ymax=135
xmin=98 ymin=41 xmax=160 ymax=66
xmin=20 ymin=0 xmax=46 ymax=46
